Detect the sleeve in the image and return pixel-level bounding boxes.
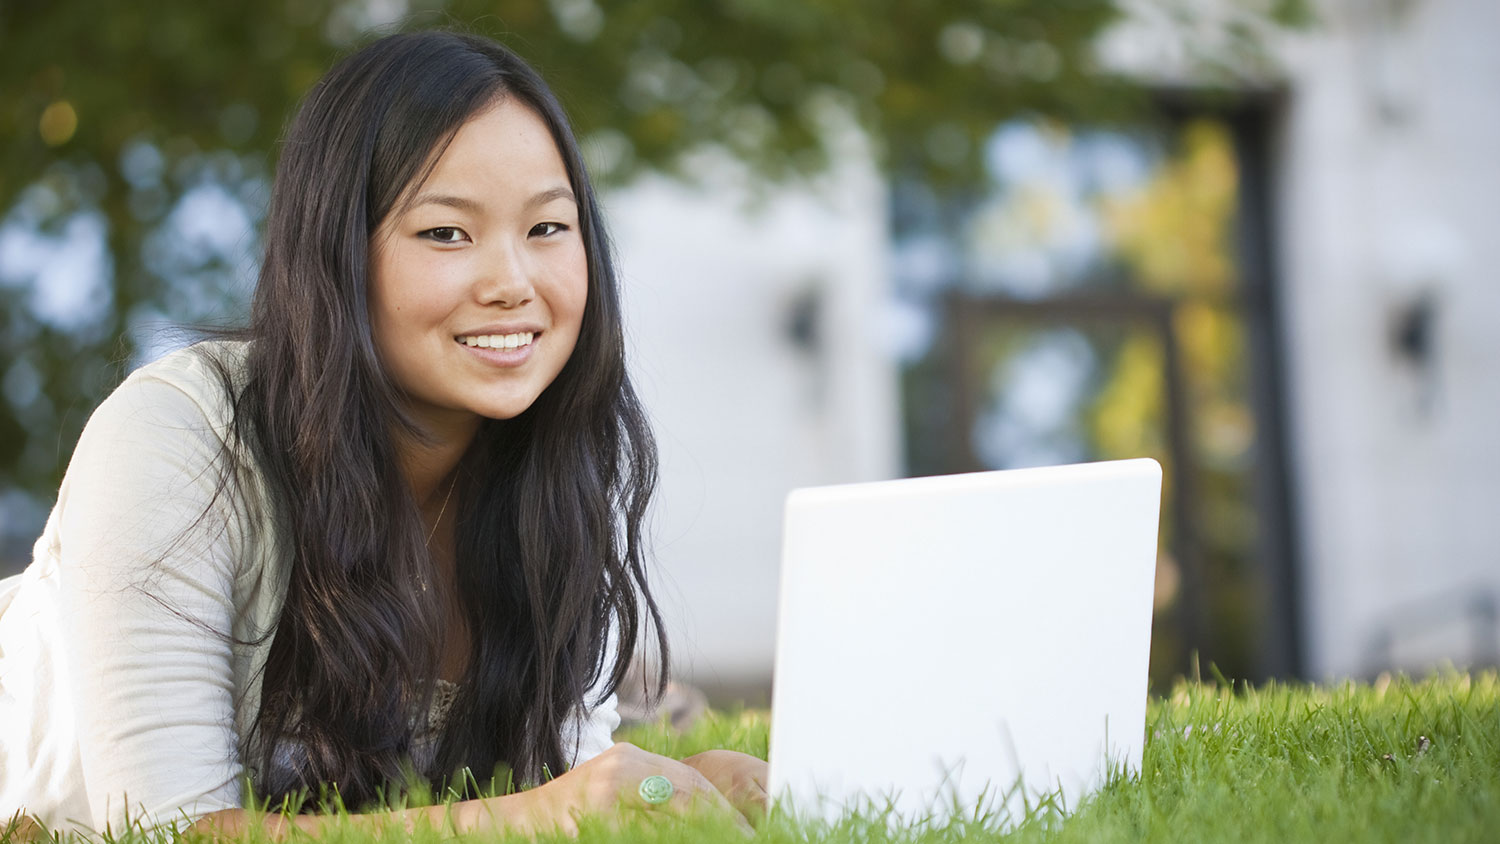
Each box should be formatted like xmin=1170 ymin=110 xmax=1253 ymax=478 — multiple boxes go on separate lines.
xmin=569 ymin=689 xmax=621 ymax=767
xmin=565 ymin=617 xmax=623 ymax=767
xmin=52 ymin=370 xmax=246 ymax=832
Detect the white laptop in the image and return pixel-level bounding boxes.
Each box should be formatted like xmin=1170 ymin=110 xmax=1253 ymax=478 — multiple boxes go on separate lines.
xmin=766 ymin=458 xmax=1162 ymax=828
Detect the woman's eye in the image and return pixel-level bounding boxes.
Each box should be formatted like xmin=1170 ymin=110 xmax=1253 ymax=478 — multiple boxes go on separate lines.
xmin=529 ymin=221 xmax=568 ymax=237
xmin=421 ymin=226 xmax=468 ymax=243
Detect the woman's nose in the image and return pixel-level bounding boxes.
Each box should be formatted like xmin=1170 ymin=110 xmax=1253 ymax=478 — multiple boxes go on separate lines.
xmin=475 ymin=241 xmax=536 ymax=308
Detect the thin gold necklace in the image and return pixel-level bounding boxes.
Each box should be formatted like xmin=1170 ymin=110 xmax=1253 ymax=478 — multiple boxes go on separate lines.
xmin=419 ymin=472 xmax=458 ymax=592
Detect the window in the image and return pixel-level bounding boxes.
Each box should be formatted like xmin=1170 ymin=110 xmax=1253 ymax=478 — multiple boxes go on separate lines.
xmin=893 ymin=97 xmax=1299 ymax=685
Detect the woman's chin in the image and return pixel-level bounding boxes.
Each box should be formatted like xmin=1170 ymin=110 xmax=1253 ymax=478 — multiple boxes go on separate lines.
xmin=471 ymin=394 xmax=546 ymax=421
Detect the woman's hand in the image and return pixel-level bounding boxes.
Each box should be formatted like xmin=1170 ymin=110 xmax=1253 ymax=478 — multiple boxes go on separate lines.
xmin=521 ymin=741 xmax=754 ymax=835
xmin=679 ymin=749 xmax=770 ymax=824
xmin=3 ymin=812 xmax=44 ymax=843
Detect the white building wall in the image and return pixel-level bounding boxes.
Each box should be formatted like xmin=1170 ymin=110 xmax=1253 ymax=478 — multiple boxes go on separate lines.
xmin=605 ymin=156 xmax=900 ymax=695
xmin=1277 ymin=0 xmax=1500 ymax=679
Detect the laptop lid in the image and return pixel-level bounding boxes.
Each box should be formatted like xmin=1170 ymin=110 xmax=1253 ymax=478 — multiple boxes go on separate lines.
xmin=766 ymin=458 xmax=1162 ymax=826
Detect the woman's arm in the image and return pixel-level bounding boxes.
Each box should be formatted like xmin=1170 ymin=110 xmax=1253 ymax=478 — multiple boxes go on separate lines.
xmin=53 ymin=364 xmax=251 ymax=831
xmin=188 ymin=743 xmax=754 ymax=839
xmin=187 ymin=791 xmax=549 ymax=839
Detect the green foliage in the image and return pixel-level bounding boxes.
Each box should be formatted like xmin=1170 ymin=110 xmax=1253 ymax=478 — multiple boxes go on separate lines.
xmin=0 ymin=0 xmax=1110 ymax=540
xmin=0 ymin=3 xmax=1305 ymax=556
xmin=2 ymin=1 xmax=1128 ymax=193
xmin=1269 ymin=0 xmax=1318 ymax=27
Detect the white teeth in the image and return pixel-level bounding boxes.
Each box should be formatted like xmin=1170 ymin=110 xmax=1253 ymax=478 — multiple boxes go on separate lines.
xmin=457 ymin=332 xmax=534 ymax=349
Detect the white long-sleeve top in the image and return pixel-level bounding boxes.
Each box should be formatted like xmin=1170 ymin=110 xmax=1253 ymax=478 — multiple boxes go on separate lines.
xmin=0 ymin=341 xmax=620 ymax=836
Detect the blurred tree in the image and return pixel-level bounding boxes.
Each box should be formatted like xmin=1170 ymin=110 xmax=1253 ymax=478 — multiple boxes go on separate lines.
xmin=0 ymin=0 xmax=1306 ymax=554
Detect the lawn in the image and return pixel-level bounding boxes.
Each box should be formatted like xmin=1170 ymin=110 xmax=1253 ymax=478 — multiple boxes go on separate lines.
xmin=608 ymin=668 xmax=1500 ymax=844
xmin=8 ymin=670 xmax=1497 ymax=843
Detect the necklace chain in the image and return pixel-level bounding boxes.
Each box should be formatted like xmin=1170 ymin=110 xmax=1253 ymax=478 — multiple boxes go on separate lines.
xmin=419 ymin=472 xmax=458 ymax=592
xmin=425 ymin=472 xmax=458 ymax=548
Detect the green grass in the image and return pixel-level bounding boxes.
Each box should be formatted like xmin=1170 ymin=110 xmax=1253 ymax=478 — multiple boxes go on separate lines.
xmin=613 ymin=668 xmax=1500 ymax=843
xmin=8 ymin=670 xmax=1498 ymax=843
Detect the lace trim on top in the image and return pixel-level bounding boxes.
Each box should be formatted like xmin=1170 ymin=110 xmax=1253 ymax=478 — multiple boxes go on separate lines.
xmin=264 ymin=679 xmax=462 ymax=785
xmin=411 ymin=679 xmax=462 ymax=765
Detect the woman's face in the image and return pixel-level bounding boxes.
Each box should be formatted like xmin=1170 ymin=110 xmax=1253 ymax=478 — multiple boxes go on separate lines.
xmin=368 ymin=98 xmax=588 ymax=433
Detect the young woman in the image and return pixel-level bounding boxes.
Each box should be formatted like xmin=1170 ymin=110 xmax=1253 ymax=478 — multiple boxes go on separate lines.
xmin=0 ymin=30 xmax=766 ymax=838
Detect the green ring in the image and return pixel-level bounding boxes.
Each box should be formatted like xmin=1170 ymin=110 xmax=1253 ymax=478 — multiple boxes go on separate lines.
xmin=638 ymin=774 xmax=674 ymax=804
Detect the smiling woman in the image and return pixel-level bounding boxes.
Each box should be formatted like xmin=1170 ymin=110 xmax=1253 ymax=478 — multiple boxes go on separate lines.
xmin=0 ymin=30 xmax=765 ymax=840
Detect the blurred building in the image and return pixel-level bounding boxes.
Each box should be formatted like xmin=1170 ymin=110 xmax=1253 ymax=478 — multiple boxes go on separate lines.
xmin=608 ymin=151 xmax=900 ymax=702
xmin=1273 ymin=0 xmax=1499 ymax=679
xmin=622 ymin=0 xmax=1500 ymax=700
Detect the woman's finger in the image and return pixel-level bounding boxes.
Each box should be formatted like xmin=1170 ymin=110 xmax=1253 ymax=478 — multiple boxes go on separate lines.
xmin=679 ymin=750 xmax=771 ymax=822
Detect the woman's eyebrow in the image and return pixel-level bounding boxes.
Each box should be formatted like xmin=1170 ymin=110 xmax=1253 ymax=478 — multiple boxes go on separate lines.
xmin=409 ymin=192 xmax=484 ymax=214
xmin=525 ymin=186 xmax=577 ymax=210
xmin=406 ymin=187 xmax=575 ymax=214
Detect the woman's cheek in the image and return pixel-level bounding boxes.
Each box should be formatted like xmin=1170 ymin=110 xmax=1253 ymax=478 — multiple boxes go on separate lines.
xmin=404 ymin=254 xmax=466 ymax=322
xmin=560 ymin=244 xmax=590 ymax=316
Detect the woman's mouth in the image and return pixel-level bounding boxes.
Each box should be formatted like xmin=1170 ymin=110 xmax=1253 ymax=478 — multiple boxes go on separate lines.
xmin=455 ymin=332 xmax=535 ymax=349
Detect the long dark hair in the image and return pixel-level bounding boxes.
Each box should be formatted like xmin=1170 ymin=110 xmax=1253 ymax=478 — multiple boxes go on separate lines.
xmin=208 ymin=30 xmax=667 ymax=808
